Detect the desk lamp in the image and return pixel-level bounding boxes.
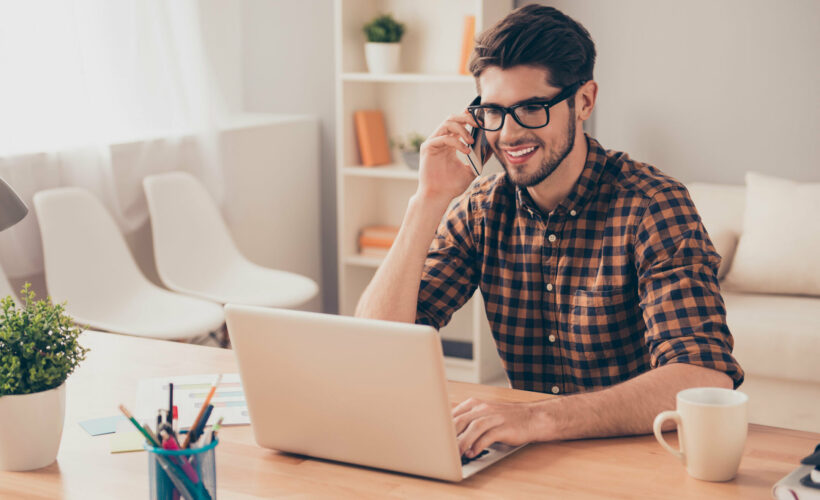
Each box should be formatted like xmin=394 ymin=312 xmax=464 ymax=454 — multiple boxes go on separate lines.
xmin=0 ymin=177 xmax=28 ymax=231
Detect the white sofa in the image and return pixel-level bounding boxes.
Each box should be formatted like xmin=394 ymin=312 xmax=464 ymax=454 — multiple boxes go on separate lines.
xmin=687 ymin=182 xmax=820 ymax=433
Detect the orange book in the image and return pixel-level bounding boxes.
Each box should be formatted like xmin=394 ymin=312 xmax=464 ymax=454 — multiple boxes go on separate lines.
xmin=459 ymin=16 xmax=476 ymax=75
xmin=354 ymin=110 xmax=391 ymax=166
xmin=358 ymin=226 xmax=399 ymax=250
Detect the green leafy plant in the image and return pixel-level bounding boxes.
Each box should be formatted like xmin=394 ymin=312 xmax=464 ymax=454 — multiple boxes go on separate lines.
xmin=392 ymin=132 xmax=426 ymax=153
xmin=363 ymin=14 xmax=405 ymax=43
xmin=0 ymin=284 xmax=88 ymax=396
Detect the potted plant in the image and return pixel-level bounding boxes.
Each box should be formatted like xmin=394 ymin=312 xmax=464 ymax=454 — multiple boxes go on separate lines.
xmin=392 ymin=132 xmax=426 ymax=170
xmin=363 ymin=13 xmax=405 ymax=74
xmin=0 ymin=284 xmax=88 ymax=471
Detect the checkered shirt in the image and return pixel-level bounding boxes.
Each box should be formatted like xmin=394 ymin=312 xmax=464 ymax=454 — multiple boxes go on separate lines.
xmin=415 ymin=135 xmax=744 ymax=394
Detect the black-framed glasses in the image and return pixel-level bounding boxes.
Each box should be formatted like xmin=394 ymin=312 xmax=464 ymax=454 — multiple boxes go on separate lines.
xmin=467 ymin=80 xmax=585 ymax=132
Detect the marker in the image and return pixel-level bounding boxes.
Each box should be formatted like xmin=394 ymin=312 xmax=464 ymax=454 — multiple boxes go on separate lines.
xmin=161 ymin=429 xmax=201 ymax=484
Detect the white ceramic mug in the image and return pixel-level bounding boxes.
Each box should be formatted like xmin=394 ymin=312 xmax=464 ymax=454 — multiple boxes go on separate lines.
xmin=653 ymin=387 xmax=748 ymax=482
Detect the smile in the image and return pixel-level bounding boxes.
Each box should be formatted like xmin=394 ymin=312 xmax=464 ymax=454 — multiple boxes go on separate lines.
xmin=503 ymin=145 xmax=539 ymax=164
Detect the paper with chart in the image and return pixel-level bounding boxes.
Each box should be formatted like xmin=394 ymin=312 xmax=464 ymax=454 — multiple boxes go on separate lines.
xmin=136 ymin=373 xmax=250 ymax=429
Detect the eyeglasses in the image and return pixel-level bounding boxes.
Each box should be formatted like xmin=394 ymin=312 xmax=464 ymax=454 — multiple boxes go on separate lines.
xmin=467 ymin=81 xmax=585 ymax=132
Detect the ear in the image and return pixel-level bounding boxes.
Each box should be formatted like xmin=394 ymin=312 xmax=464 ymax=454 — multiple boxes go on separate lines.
xmin=575 ymin=80 xmax=598 ymax=122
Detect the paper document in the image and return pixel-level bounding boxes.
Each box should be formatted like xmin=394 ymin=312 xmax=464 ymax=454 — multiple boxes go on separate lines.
xmin=136 ymin=373 xmax=250 ymax=429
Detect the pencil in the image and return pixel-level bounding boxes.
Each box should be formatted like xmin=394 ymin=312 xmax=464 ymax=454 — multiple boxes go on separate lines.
xmin=118 ymin=404 xmax=159 ymax=447
xmin=182 ymin=374 xmax=222 ymax=448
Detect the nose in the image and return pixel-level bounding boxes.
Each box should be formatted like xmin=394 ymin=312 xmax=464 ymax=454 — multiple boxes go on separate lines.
xmin=498 ymin=111 xmax=526 ymax=144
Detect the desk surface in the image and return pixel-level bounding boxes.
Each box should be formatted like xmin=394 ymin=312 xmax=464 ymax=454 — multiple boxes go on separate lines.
xmin=0 ymin=331 xmax=815 ymax=499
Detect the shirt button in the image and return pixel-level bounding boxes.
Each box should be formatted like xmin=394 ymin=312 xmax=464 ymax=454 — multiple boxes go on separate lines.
xmin=551 ymin=386 xmax=560 ymax=394
xmin=548 ymin=334 xmax=556 ymax=343
xmin=570 ymin=210 xmax=577 ymax=217
xmin=548 ymin=234 xmax=557 ymax=243
xmin=545 ymin=283 xmax=554 ymax=292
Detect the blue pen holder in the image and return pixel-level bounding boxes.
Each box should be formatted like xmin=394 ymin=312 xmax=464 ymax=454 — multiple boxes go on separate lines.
xmin=145 ymin=438 xmax=218 ymax=500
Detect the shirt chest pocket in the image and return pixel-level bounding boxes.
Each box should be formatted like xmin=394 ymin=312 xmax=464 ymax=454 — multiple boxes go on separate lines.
xmin=568 ymin=287 xmax=640 ymax=360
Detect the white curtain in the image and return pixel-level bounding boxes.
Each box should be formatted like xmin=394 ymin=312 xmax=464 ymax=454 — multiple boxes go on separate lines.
xmin=0 ymin=0 xmax=226 ymax=278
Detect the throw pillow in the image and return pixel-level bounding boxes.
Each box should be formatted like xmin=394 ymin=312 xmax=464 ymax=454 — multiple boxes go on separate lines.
xmin=722 ymin=172 xmax=820 ymax=296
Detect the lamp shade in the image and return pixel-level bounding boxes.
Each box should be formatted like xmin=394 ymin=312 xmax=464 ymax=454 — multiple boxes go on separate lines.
xmin=0 ymin=177 xmax=28 ymax=232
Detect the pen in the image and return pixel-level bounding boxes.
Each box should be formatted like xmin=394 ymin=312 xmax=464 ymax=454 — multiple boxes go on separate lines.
xmin=189 ymin=404 xmax=214 ymax=446
xmin=168 ymin=382 xmax=174 ymax=425
xmin=183 ymin=374 xmax=222 ymax=448
xmin=210 ymin=416 xmax=224 ymax=444
xmin=173 ymin=406 xmax=179 ymax=435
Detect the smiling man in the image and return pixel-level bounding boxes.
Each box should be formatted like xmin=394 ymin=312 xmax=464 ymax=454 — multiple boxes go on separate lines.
xmin=355 ymin=4 xmax=743 ymax=459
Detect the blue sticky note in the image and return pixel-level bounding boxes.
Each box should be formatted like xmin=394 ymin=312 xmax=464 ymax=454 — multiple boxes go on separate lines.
xmin=79 ymin=416 xmax=126 ymax=436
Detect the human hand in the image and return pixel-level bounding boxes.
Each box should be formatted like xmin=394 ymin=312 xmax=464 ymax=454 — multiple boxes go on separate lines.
xmin=452 ymin=397 xmax=538 ymax=458
xmin=416 ymin=110 xmax=480 ymax=205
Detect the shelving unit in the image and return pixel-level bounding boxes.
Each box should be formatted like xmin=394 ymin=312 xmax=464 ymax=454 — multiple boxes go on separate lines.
xmin=334 ymin=0 xmax=512 ymax=383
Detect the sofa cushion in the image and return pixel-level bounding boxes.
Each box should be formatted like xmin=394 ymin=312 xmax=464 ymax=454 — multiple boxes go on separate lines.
xmin=686 ymin=182 xmax=745 ymax=278
xmin=723 ymin=291 xmax=820 ymax=382
xmin=722 ymin=173 xmax=820 ymax=296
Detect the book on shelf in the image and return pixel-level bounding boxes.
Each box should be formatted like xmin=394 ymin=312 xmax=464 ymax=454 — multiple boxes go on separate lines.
xmin=358 ymin=225 xmax=399 ymax=257
xmin=353 ymin=110 xmax=391 ymax=166
xmin=459 ymin=15 xmax=476 ymax=75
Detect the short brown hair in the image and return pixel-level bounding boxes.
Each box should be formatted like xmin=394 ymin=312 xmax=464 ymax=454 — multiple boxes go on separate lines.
xmin=469 ymin=4 xmax=596 ymax=88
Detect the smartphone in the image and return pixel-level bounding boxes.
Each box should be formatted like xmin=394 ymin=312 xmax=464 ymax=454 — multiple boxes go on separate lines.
xmin=465 ymin=96 xmax=492 ymax=176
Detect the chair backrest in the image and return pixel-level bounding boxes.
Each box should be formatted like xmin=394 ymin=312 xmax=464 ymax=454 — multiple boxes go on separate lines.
xmin=33 ymin=187 xmax=152 ymax=312
xmin=143 ymin=172 xmax=243 ymax=290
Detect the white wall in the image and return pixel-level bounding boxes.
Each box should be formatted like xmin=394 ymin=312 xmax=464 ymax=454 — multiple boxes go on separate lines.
xmin=523 ymin=0 xmax=820 ymax=184
xmin=240 ymin=0 xmax=338 ymax=313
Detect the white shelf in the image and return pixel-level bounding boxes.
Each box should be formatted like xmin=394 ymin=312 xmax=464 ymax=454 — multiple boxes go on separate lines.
xmin=343 ymin=165 xmax=419 ymax=180
xmin=341 ymin=73 xmax=474 ymax=84
xmin=335 ymin=0 xmax=512 ymax=385
xmin=344 ymin=255 xmax=384 ymax=268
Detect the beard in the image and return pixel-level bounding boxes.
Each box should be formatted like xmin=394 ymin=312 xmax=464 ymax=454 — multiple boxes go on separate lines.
xmin=496 ymin=115 xmax=576 ymax=187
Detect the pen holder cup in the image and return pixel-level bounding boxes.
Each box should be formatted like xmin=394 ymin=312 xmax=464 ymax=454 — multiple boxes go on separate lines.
xmin=146 ymin=438 xmax=218 ymax=500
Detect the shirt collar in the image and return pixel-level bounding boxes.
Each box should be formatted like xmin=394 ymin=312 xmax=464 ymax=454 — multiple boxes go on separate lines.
xmin=515 ymin=134 xmax=607 ymax=219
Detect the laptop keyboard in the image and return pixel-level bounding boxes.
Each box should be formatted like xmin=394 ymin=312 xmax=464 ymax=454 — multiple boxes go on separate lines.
xmin=461 ymin=449 xmax=489 ymax=465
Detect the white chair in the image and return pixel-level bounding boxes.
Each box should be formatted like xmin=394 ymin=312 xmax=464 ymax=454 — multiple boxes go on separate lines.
xmin=142 ymin=172 xmax=318 ymax=308
xmin=0 ymin=262 xmax=18 ymax=306
xmin=33 ymin=188 xmax=224 ymax=340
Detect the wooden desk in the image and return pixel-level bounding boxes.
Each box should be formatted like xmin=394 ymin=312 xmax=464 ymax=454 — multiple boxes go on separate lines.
xmin=1 ymin=331 xmax=815 ymax=499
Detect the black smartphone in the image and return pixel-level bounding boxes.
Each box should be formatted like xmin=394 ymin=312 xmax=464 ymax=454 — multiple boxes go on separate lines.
xmin=466 ymin=96 xmax=492 ymax=176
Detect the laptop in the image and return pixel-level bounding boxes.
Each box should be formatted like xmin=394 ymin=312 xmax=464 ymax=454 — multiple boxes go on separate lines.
xmin=224 ymin=304 xmax=525 ymax=482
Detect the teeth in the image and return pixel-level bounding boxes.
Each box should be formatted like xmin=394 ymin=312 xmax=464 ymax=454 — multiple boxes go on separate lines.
xmin=507 ymin=146 xmax=535 ymax=157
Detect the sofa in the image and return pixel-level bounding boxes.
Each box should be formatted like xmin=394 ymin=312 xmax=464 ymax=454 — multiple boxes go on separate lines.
xmin=687 ymin=176 xmax=820 ymax=433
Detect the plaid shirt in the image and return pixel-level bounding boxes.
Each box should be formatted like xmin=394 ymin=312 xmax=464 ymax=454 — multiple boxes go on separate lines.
xmin=416 ymin=135 xmax=743 ymax=394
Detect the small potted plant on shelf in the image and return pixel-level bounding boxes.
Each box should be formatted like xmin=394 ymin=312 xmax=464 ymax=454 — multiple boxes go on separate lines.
xmin=363 ymin=13 xmax=405 ymax=74
xmin=392 ymin=132 xmax=426 ymax=170
xmin=0 ymin=284 xmax=88 ymax=471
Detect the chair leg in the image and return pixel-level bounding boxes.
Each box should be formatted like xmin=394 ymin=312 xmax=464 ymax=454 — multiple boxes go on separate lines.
xmin=213 ymin=324 xmax=230 ymax=349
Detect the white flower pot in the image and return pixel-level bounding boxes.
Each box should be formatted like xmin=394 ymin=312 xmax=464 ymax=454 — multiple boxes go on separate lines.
xmin=365 ymin=42 xmax=401 ymax=74
xmin=0 ymin=383 xmax=66 ymax=471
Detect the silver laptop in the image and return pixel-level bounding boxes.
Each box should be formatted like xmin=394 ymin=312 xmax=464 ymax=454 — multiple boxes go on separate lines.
xmin=224 ymin=304 xmax=525 ymax=482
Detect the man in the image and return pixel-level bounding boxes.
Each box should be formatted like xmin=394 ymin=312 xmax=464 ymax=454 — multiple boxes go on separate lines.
xmin=356 ymin=4 xmax=743 ymax=460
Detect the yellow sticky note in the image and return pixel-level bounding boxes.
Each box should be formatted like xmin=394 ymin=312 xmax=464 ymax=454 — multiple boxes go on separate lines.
xmin=110 ymin=430 xmax=146 ymax=454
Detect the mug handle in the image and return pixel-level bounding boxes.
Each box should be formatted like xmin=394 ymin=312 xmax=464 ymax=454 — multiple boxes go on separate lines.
xmin=653 ymin=410 xmax=685 ymax=463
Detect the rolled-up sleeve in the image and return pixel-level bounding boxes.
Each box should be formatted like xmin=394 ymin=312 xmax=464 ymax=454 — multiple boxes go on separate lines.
xmin=416 ymin=193 xmax=480 ymax=330
xmin=634 ymin=186 xmax=744 ymax=388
